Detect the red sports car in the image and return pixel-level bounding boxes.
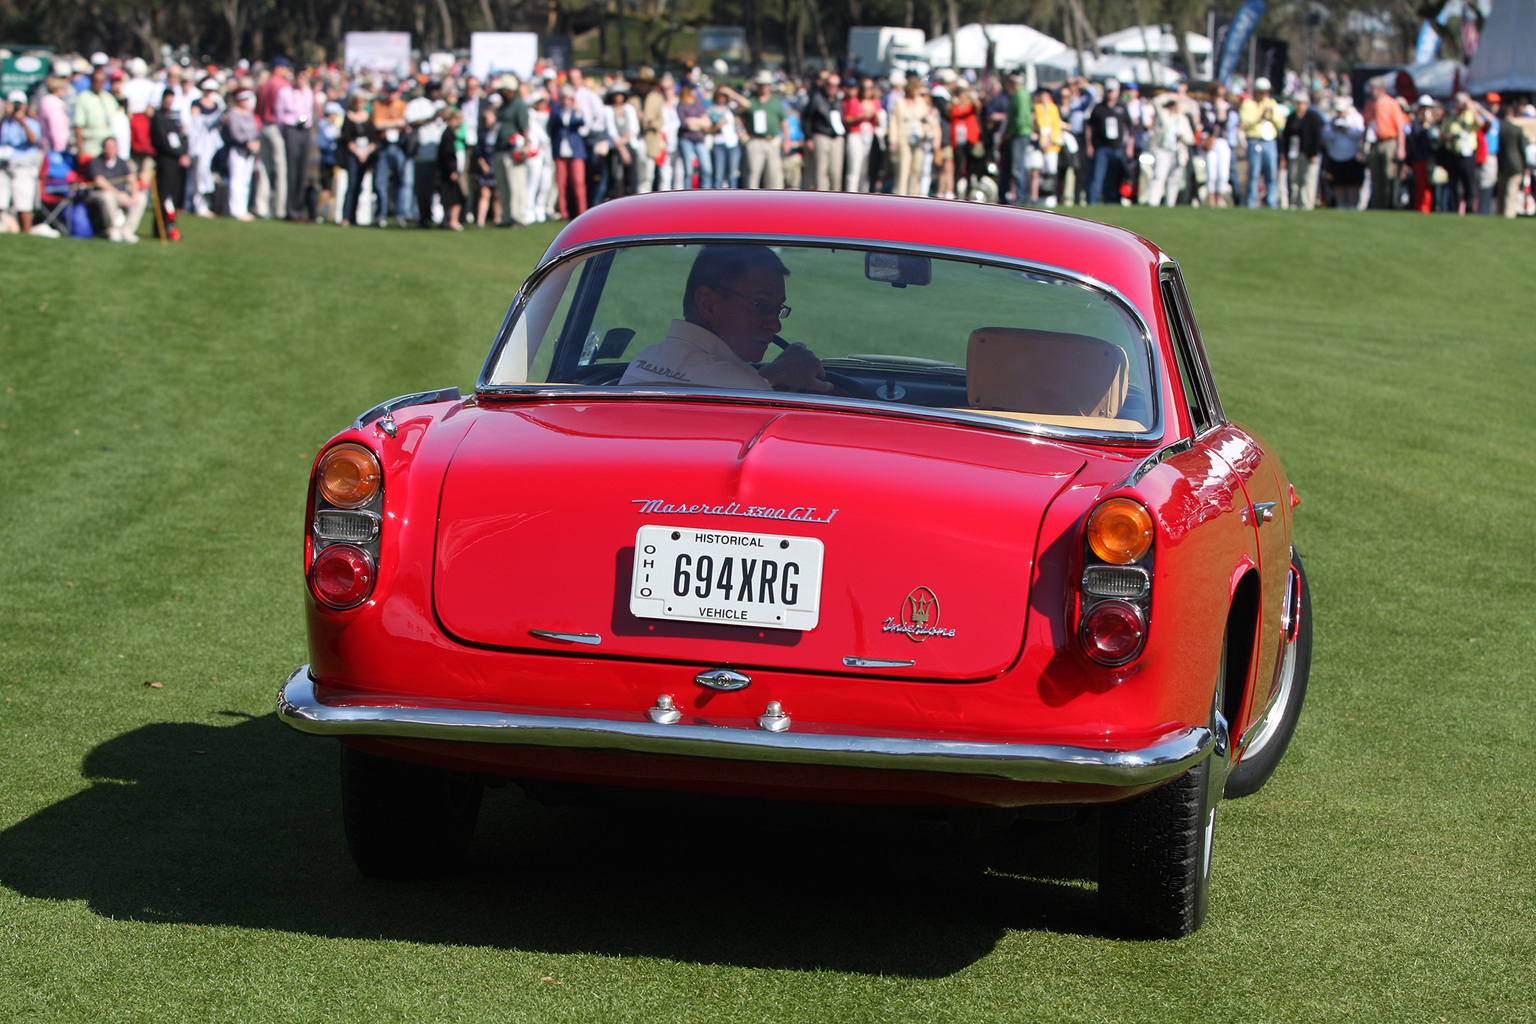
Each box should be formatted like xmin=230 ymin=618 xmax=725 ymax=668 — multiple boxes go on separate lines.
xmin=278 ymin=191 xmax=1312 ymax=938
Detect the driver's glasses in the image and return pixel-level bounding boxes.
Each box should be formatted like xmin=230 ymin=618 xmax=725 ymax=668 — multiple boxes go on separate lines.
xmin=717 ymin=286 xmax=791 ymax=320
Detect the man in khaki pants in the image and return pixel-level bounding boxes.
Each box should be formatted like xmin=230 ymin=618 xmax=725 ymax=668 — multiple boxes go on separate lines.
xmin=739 ymin=72 xmax=785 ymax=189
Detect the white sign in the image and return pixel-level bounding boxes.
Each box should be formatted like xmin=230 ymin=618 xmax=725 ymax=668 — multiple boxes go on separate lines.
xmin=470 ymin=32 xmax=538 ymax=82
xmin=344 ymin=32 xmax=412 ymax=77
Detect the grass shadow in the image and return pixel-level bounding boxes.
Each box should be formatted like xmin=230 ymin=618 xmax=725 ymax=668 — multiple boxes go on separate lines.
xmin=0 ymin=715 xmax=1112 ymax=975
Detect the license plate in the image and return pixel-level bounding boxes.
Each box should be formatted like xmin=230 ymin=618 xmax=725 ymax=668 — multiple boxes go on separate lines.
xmin=630 ymin=525 xmax=824 ymax=631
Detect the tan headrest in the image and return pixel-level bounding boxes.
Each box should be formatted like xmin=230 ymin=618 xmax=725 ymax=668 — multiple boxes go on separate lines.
xmin=966 ymin=328 xmax=1129 ymax=419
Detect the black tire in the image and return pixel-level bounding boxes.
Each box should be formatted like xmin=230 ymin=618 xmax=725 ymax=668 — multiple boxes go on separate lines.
xmin=339 ymin=745 xmax=484 ymax=879
xmin=1099 ymin=755 xmax=1215 ymax=938
xmin=1225 ymin=549 xmax=1313 ymax=799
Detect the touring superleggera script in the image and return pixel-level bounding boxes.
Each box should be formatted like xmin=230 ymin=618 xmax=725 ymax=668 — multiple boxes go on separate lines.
xmin=631 ymin=500 xmax=839 ymax=523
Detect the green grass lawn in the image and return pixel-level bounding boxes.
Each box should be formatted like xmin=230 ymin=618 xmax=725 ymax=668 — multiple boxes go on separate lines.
xmin=1 ymin=207 xmax=1533 ymax=1023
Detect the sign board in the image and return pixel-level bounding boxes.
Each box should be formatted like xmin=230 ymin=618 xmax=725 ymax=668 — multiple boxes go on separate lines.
xmin=344 ymin=32 xmax=413 ymax=78
xmin=470 ymin=32 xmax=538 ymax=82
xmin=2 ymin=54 xmax=50 ymax=95
xmin=541 ymin=34 xmax=574 ymax=72
xmin=699 ymin=27 xmax=747 ymax=66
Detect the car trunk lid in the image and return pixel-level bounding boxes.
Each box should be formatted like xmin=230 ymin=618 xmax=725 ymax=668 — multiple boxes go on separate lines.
xmin=432 ymin=401 xmax=1084 ymax=681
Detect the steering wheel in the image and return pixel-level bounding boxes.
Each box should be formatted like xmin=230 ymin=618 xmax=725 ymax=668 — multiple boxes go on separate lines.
xmin=767 ymin=337 xmax=876 ymax=399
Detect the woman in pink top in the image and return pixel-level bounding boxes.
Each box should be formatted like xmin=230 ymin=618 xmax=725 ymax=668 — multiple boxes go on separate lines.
xmin=37 ymin=78 xmax=72 ymax=152
xmin=842 ymin=78 xmax=879 ymax=192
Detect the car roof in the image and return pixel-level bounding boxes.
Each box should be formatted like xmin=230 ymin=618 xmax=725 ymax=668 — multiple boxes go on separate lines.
xmin=540 ymin=191 xmax=1168 ymax=312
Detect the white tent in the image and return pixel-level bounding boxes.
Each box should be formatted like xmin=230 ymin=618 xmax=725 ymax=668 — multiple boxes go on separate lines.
xmin=1096 ymin=25 xmax=1212 ymax=58
xmin=1046 ymin=51 xmax=1187 ymax=87
xmin=924 ymin=23 xmax=1073 ymax=71
xmin=1467 ymin=0 xmax=1536 ymax=93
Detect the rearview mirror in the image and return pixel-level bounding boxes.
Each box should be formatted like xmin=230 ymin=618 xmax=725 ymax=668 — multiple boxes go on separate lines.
xmin=865 ymin=252 xmax=931 ymax=288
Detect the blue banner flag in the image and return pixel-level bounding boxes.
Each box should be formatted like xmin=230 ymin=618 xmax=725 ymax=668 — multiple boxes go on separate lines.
xmin=1414 ymin=20 xmax=1441 ymax=64
xmin=1216 ymin=0 xmax=1266 ymax=86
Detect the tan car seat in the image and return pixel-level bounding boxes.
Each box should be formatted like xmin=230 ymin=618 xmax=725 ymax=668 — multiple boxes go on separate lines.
xmin=966 ymin=328 xmax=1130 ymax=420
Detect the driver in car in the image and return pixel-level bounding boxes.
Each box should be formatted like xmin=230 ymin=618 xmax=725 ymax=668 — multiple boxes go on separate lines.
xmin=620 ymin=245 xmax=832 ymax=392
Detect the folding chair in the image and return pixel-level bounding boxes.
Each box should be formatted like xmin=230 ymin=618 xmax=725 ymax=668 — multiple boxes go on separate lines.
xmin=37 ymin=151 xmax=92 ymax=237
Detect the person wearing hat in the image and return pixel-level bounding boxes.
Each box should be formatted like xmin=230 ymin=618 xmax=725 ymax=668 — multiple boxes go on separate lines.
xmin=739 ymin=71 xmax=786 ymax=189
xmin=1405 ymin=94 xmax=1439 ymax=213
xmin=225 ymin=89 xmax=261 ymax=220
xmin=1439 ymin=91 xmax=1491 ymax=214
xmin=1085 ymin=78 xmax=1132 ymax=205
xmin=1321 ymin=96 xmax=1365 ymax=209
xmin=370 ymin=78 xmax=410 ymax=225
xmin=1238 ymin=76 xmax=1284 ymax=208
xmin=1 ymin=91 xmax=42 ymax=234
xmin=1361 ymin=79 xmax=1409 ymax=209
xmin=73 ymin=65 xmax=120 ymax=160
xmin=1281 ymin=90 xmax=1324 ymax=210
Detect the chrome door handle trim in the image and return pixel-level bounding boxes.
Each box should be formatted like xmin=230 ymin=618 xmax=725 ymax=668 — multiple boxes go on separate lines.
xmin=528 ymin=630 xmax=603 ymax=646
xmin=695 ymin=668 xmax=752 ymax=691
xmin=843 ymin=657 xmax=917 ymax=668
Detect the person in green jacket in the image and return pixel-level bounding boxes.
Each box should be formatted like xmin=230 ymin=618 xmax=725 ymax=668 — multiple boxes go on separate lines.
xmin=1004 ymin=73 xmax=1035 ymax=205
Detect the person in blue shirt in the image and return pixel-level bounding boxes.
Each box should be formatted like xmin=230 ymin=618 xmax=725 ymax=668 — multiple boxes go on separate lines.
xmin=1 ymin=91 xmax=44 ymax=234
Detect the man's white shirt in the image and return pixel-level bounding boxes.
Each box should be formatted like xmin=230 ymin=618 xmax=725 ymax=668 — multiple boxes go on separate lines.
xmin=619 ymin=319 xmax=772 ymax=390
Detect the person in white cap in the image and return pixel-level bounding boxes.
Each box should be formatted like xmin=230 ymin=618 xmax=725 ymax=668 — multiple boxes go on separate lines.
xmin=122 ymin=58 xmax=156 ymax=117
xmin=1 ymin=91 xmax=43 ymax=234
xmin=738 ymin=71 xmax=786 ymax=189
xmin=1239 ymin=76 xmax=1285 ymax=207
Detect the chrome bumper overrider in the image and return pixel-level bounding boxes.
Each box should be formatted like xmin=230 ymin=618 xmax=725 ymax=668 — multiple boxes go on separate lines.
xmin=277 ymin=666 xmax=1213 ymax=787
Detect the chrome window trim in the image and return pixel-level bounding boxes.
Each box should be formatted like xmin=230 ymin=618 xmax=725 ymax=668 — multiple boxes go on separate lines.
xmin=278 ymin=666 xmax=1212 ymax=788
xmin=1156 ymin=261 xmax=1226 ymax=437
xmin=476 ymin=233 xmax=1168 ymax=447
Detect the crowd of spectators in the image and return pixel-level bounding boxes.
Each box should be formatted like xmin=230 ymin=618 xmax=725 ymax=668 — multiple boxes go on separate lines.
xmin=2 ymin=48 xmax=1532 ymax=242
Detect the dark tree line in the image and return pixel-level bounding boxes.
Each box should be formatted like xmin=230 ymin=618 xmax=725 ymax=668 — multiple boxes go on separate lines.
xmin=2 ymin=0 xmax=1443 ymax=74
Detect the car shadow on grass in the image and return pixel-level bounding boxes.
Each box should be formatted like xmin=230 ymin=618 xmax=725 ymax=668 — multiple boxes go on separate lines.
xmin=0 ymin=715 xmax=1115 ymax=976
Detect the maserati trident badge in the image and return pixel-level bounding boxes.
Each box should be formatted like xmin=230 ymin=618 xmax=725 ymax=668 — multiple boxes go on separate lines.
xmin=882 ymin=587 xmax=957 ymax=642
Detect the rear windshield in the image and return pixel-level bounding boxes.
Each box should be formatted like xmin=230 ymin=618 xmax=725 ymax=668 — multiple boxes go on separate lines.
xmin=487 ymin=242 xmax=1156 ymax=434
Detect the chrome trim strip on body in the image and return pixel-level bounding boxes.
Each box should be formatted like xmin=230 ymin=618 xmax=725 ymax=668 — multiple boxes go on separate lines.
xmin=353 ymin=387 xmax=463 ymax=431
xmin=277 ymin=666 xmax=1212 ymax=787
xmin=842 ymin=657 xmax=918 ymax=668
xmin=476 ymin=233 xmax=1166 ymax=447
xmin=528 ymin=630 xmax=603 ymax=646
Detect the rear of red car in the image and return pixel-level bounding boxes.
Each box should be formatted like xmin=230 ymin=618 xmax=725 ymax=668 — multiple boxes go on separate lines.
xmin=280 ymin=193 xmax=1309 ymax=938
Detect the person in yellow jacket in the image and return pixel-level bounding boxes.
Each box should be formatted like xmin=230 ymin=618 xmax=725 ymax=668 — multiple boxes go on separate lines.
xmin=1238 ymin=76 xmax=1286 ymax=207
xmin=1030 ymin=85 xmax=1063 ymax=204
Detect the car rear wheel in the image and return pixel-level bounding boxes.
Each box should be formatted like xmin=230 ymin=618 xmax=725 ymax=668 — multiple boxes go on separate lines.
xmin=1225 ymin=549 xmax=1313 ymax=798
xmin=340 ymin=745 xmax=484 ymax=879
xmin=1098 ymin=752 xmax=1215 ymax=938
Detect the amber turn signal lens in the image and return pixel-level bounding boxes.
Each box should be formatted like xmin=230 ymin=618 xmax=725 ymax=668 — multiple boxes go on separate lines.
xmin=1087 ymin=498 xmax=1153 ymax=564
xmin=317 ymin=443 xmax=381 ymax=508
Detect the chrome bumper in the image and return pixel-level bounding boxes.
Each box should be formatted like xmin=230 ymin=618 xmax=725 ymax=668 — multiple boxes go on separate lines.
xmin=277 ymin=666 xmax=1212 ymax=788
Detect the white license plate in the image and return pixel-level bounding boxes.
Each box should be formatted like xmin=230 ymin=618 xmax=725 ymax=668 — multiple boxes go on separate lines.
xmin=630 ymin=525 xmax=824 ymax=631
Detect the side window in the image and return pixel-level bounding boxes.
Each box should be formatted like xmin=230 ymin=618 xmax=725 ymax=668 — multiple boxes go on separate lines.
xmin=1159 ymin=273 xmax=1220 ymax=435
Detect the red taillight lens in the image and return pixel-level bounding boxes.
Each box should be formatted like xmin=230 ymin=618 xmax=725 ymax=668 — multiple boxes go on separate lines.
xmin=308 ymin=544 xmax=375 ymax=609
xmin=1080 ymin=599 xmax=1147 ymax=666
